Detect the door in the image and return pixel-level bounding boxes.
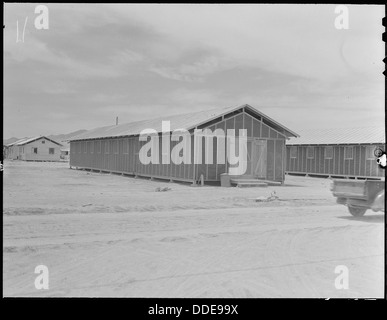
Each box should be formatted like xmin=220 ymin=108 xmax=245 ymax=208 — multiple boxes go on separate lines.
xmin=252 ymin=139 xmax=267 ymax=179
xmin=227 ymin=136 xmax=253 ymax=177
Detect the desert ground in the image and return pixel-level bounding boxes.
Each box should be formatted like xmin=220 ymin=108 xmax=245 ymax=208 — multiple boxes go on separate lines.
xmin=3 ymin=160 xmax=384 ymax=298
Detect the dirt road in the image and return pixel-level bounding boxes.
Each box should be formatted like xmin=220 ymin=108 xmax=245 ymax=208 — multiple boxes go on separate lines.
xmin=3 ymin=161 xmax=384 ymax=297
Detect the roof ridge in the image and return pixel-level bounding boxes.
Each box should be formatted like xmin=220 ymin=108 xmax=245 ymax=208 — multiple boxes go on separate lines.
xmin=69 ymin=104 xmax=298 ymax=141
xmin=297 ymin=126 xmax=385 ymax=130
xmin=73 ymin=105 xmax=238 ymax=134
xmin=287 ymin=126 xmax=385 ymax=145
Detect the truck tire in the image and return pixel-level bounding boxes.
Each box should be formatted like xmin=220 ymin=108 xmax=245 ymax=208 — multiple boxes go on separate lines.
xmin=348 ymin=206 xmax=367 ymax=217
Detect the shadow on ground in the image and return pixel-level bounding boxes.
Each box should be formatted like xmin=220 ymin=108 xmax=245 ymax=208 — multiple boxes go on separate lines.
xmin=337 ymin=214 xmax=385 ymax=223
xmin=281 ymin=183 xmax=307 ymax=187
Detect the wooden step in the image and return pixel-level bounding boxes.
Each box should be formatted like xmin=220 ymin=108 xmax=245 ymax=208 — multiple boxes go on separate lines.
xmin=230 ymin=178 xmax=281 ymax=186
xmin=235 ymin=182 xmax=268 ymax=188
xmin=230 ymin=179 xmax=268 ymax=188
xmin=256 ymin=180 xmax=282 ymax=186
xmin=230 ymin=179 xmax=262 ymax=183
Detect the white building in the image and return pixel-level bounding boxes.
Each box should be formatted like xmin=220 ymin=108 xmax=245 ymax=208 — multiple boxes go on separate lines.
xmin=6 ymin=136 xmax=63 ymax=161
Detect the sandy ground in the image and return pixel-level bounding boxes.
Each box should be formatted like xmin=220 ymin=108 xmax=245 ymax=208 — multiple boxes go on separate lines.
xmin=3 ymin=160 xmax=384 ymax=298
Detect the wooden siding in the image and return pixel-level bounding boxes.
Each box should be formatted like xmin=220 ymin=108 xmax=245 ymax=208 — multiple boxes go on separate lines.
xmin=70 ymin=110 xmax=288 ymax=183
xmin=286 ymin=144 xmax=385 ymax=178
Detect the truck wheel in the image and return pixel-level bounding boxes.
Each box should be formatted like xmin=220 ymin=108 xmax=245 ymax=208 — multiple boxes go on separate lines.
xmin=348 ymin=206 xmax=367 ymax=217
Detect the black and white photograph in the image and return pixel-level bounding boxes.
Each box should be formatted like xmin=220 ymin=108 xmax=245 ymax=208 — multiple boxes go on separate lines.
xmin=3 ymin=3 xmax=385 ymax=302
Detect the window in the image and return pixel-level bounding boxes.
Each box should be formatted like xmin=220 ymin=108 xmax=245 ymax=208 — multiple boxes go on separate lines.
xmin=344 ymin=146 xmax=353 ymax=159
xmin=307 ymin=146 xmax=314 ymax=159
xmin=83 ymin=142 xmax=87 ymax=153
xmin=324 ymin=146 xmax=333 ymax=159
xmin=290 ymin=146 xmax=297 ymax=158
xmin=19 ymin=146 xmax=22 ymax=153
xmin=32 ymin=147 xmax=38 ymax=154
xmin=90 ymin=141 xmax=94 ymax=154
xmin=42 ymin=140 xmax=45 ymax=144
xmin=123 ymin=139 xmax=129 ymax=154
xmin=97 ymin=141 xmax=101 ymax=154
xmin=49 ymin=148 xmax=55 ymax=155
xmin=114 ymin=140 xmax=119 ymax=154
xmin=105 ymin=141 xmax=109 ymax=154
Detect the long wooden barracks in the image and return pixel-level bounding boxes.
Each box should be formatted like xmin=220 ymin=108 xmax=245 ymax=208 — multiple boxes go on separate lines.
xmin=286 ymin=127 xmax=385 ymax=179
xmin=69 ymin=104 xmax=299 ymax=184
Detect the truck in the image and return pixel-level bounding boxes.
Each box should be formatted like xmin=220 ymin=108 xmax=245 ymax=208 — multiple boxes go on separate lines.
xmin=330 ymin=179 xmax=385 ymax=217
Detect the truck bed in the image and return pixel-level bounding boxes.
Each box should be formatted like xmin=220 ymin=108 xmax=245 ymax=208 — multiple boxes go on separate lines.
xmin=331 ymin=180 xmax=367 ymax=200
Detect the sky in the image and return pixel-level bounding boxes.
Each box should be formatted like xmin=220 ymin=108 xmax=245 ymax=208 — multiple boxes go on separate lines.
xmin=3 ymin=4 xmax=385 ymax=139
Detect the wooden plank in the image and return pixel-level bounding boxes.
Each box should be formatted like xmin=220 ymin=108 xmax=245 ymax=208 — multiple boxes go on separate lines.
xmin=261 ymin=123 xmax=269 ymax=138
xmin=306 ymin=147 xmax=310 ymax=173
xmin=226 ymin=117 xmax=234 ymax=133
xmin=312 ymin=147 xmax=316 ymax=173
xmin=366 ymin=151 xmax=372 ymax=176
xmin=359 ymin=146 xmax=365 ymax=177
xmin=285 ymin=146 xmax=288 ymax=172
xmin=101 ymin=140 xmax=105 ymax=169
xmin=322 ymin=147 xmax=326 ymax=174
xmin=252 ymin=118 xmax=261 ymax=138
xmin=369 ymin=152 xmax=374 ymax=176
xmin=121 ymin=138 xmax=128 ymax=172
xmin=207 ymin=164 xmax=217 ymax=180
xmin=294 ymin=146 xmax=299 ymax=172
xmin=124 ymin=138 xmax=128 ymax=173
xmin=269 ymin=128 xmax=277 ymax=139
xmin=349 ymin=148 xmax=354 ymax=176
xmin=338 ymin=147 xmax=344 ymax=174
xmin=244 ymin=113 xmax=252 ymax=137
xmin=354 ymin=145 xmax=359 ymax=177
xmin=114 ymin=139 xmax=118 ymax=172
xmin=328 ymin=148 xmax=332 ymax=174
xmin=333 ymin=146 xmax=338 ymax=175
xmin=317 ymin=147 xmax=321 ymax=174
xmin=273 ymin=140 xmax=276 ymax=180
xmin=128 ymin=138 xmax=132 ymax=172
xmin=274 ymin=139 xmax=283 ymax=181
xmin=266 ymin=139 xmax=274 ymax=180
xmin=108 ymin=140 xmax=112 ymax=172
xmin=292 ymin=146 xmax=296 ymax=172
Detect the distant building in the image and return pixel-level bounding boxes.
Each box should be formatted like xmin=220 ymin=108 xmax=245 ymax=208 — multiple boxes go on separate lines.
xmin=6 ymin=136 xmax=63 ymax=161
xmin=286 ymin=127 xmax=385 ymax=179
xmin=69 ymin=104 xmax=298 ymax=184
xmin=60 ymin=145 xmax=70 ymax=161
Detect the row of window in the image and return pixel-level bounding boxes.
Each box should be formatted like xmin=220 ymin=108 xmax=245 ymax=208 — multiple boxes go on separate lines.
xmin=31 ymin=147 xmax=55 ymax=154
xmin=14 ymin=146 xmax=56 ymax=154
xmin=15 ymin=146 xmax=55 ymax=154
xmin=290 ymin=146 xmax=377 ymax=160
xmin=72 ymin=140 xmax=129 ymax=155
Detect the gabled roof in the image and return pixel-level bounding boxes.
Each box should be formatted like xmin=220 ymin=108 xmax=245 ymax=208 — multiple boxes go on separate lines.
xmin=69 ymin=104 xmax=299 ymax=141
xmin=287 ymin=127 xmax=385 ymax=145
xmin=7 ymin=137 xmax=30 ymax=147
xmin=12 ymin=136 xmax=63 ymax=147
